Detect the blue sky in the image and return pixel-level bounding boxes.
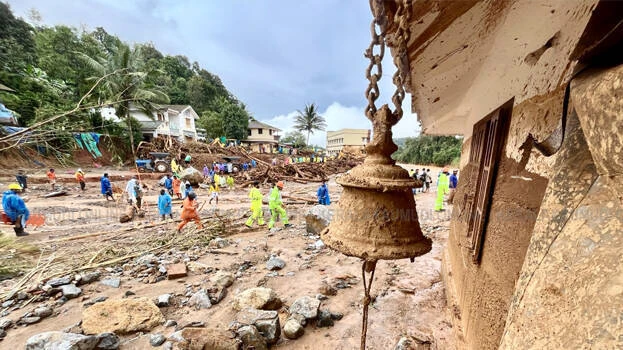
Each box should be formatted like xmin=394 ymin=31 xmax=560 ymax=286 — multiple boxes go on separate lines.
xmin=7 ymin=0 xmax=421 ymax=145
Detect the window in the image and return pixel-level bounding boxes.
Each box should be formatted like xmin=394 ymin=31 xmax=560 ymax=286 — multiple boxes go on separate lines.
xmin=248 ymin=129 xmax=252 ymax=136
xmin=185 ymin=118 xmax=191 ymax=128
xmin=157 ymin=113 xmax=164 ymax=121
xmin=258 ymin=128 xmax=263 ymax=134
xmin=466 ymin=99 xmax=513 ymax=263
xmin=269 ymin=129 xmax=273 ymax=136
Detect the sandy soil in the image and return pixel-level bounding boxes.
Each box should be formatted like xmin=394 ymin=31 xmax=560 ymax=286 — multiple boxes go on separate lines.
xmin=0 ymin=164 xmax=455 ymax=349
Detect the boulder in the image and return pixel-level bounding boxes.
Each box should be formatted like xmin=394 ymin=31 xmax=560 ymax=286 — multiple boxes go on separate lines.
xmin=61 ymin=284 xmax=82 ymax=299
xmin=150 ymin=334 xmax=166 ymax=347
xmin=82 ymin=297 xmax=164 ymax=334
xmin=237 ymin=325 xmax=267 ymax=350
xmin=25 ymin=331 xmax=98 ymax=350
xmin=179 ymin=327 xmax=240 ymax=350
xmin=188 ymin=290 xmax=212 ymax=310
xmin=211 ymin=271 xmax=235 ymax=288
xmin=180 ymin=167 xmax=203 ymax=186
xmin=265 ymin=256 xmax=286 ymax=271
xmin=316 ymin=309 xmax=334 ymax=327
xmin=283 ymin=319 xmax=304 ymax=339
xmin=232 ymin=287 xmax=282 ymax=311
xmin=305 ymin=205 xmax=332 ymax=234
xmin=289 ymin=296 xmax=320 ymax=320
xmin=33 ymin=306 xmax=53 ymax=318
xmin=95 ymin=333 xmax=120 ymax=349
xmin=235 ymin=308 xmax=280 ymax=345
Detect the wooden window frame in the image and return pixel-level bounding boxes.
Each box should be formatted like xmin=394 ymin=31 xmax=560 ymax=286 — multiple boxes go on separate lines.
xmin=466 ymin=99 xmax=513 ymax=263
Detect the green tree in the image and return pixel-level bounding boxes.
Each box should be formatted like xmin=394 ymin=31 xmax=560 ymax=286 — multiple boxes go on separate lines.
xmin=393 ymin=135 xmax=462 ymax=166
xmin=80 ymin=41 xmax=169 ymax=156
xmin=280 ymin=131 xmax=306 ymax=147
xmin=196 ymin=97 xmax=249 ymax=140
xmin=294 ymin=103 xmax=327 ymax=145
xmin=198 ymin=110 xmax=224 ymax=139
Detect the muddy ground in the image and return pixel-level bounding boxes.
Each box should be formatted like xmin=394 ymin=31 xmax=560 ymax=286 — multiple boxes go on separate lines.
xmin=0 ymin=164 xmax=454 ymax=349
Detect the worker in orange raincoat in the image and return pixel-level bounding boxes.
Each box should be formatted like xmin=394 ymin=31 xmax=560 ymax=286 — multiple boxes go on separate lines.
xmin=177 ymin=192 xmax=202 ymax=232
xmin=172 ymin=176 xmax=182 ymax=199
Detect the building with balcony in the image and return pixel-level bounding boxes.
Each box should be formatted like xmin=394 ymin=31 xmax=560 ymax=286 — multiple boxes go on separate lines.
xmin=326 ymin=128 xmax=370 ymax=156
xmin=101 ymin=104 xmax=200 ymax=143
xmin=243 ymin=120 xmax=281 ymax=153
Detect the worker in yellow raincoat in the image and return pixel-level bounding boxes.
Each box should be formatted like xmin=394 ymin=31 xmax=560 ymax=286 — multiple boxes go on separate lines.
xmin=268 ymin=181 xmax=291 ymax=229
xmin=245 ymin=181 xmax=265 ymax=228
xmin=435 ymin=167 xmax=450 ymax=211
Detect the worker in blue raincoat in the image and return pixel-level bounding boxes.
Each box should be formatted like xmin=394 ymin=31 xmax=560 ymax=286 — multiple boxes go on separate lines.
xmin=158 ymin=189 xmax=173 ymax=220
xmin=316 ymin=180 xmax=331 ymax=205
xmin=100 ymin=173 xmax=113 ymax=201
xmin=2 ymin=183 xmax=30 ymax=236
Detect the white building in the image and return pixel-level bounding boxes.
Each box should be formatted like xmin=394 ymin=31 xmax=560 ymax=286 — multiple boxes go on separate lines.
xmin=101 ymin=104 xmax=200 ymax=143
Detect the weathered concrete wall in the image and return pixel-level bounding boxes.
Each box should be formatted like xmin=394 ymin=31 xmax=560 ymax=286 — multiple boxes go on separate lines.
xmin=500 ymin=64 xmax=623 ymax=349
xmin=443 ymin=91 xmax=558 ymax=349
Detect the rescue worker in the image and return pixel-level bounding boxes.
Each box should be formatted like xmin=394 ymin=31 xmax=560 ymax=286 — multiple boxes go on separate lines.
xmin=208 ymin=181 xmax=219 ymax=205
xmin=213 ymin=173 xmax=221 ymax=191
xmin=316 ymin=180 xmax=331 ymax=205
xmin=226 ymin=175 xmax=235 ymax=190
xmin=245 ymin=181 xmax=265 ymax=228
xmin=184 ymin=154 xmax=192 ymax=166
xmin=158 ymin=189 xmax=173 ymax=221
xmin=46 ymin=168 xmax=56 ymax=191
xmin=448 ymin=170 xmax=459 ymax=204
xmin=172 ymin=176 xmax=182 ymax=199
xmin=177 ymin=192 xmax=202 ymax=232
xmin=100 ymin=173 xmax=113 ymax=201
xmin=435 ymin=167 xmax=450 ymax=211
xmin=183 ymin=181 xmax=192 ymax=199
xmin=75 ymin=168 xmax=86 ymax=191
xmin=164 ymin=174 xmax=173 ymax=196
xmin=268 ymin=181 xmax=291 ymax=229
xmin=2 ymin=183 xmax=30 ymax=236
xmin=125 ymin=176 xmax=138 ymax=206
xmin=171 ymin=158 xmax=179 ymax=175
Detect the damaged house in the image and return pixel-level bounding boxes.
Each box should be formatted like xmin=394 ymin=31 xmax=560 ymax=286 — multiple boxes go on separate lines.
xmin=376 ymin=0 xmax=623 ymax=349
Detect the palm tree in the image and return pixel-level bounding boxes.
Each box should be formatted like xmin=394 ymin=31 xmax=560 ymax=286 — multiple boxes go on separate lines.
xmin=294 ymin=103 xmax=327 ymax=145
xmin=79 ymin=42 xmax=169 ymax=157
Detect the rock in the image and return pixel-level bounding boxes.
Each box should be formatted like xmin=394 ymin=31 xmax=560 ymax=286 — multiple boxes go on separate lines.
xmin=180 ymin=167 xmax=203 ymax=186
xmin=166 ymin=264 xmax=187 ymax=279
xmin=314 ymin=239 xmax=325 ymax=250
xmin=331 ymin=312 xmax=344 ymax=320
xmin=232 ymin=287 xmax=282 ymax=311
xmin=136 ymin=253 xmax=157 ymax=265
xmin=20 ymin=316 xmax=41 ymax=325
xmin=162 ymin=342 xmax=172 ymax=350
xmin=318 ymin=282 xmax=338 ymax=296
xmin=163 ymin=320 xmax=177 ymax=328
xmin=237 ymin=325 xmax=267 ymax=350
xmin=209 ymin=237 xmax=230 ymax=249
xmin=150 ymin=334 xmax=166 ymax=347
xmin=235 ymin=308 xmax=280 ymax=345
xmin=211 ymin=271 xmax=235 ymax=288
xmin=95 ymin=333 xmax=120 ymax=349
xmin=61 ymin=284 xmax=82 ymax=299
xmin=82 ymin=297 xmax=164 ymax=334
xmin=0 ymin=329 xmax=5 ymax=339
xmin=394 ymin=333 xmax=432 ymax=350
xmin=84 ymin=296 xmax=108 ymax=308
xmin=179 ymin=328 xmax=240 ymax=350
xmin=2 ymin=300 xmax=15 ymax=308
xmin=78 ymin=272 xmax=101 ymax=285
xmin=283 ymin=319 xmax=304 ymax=339
xmin=266 ymin=256 xmax=286 ymax=271
xmin=208 ymin=287 xmax=228 ymax=304
xmin=0 ymin=318 xmax=13 ymax=330
xmin=100 ymin=278 xmax=120 ymax=288
xmin=188 ymin=290 xmax=212 ymax=310
xmin=316 ymin=309 xmax=334 ymax=327
xmin=62 ymin=321 xmax=83 ymax=334
xmin=124 ymin=291 xmax=135 ymax=297
xmin=288 ymin=313 xmax=307 ymax=326
xmin=289 ymin=296 xmax=320 ymax=320
xmin=157 ymin=294 xmax=172 ymax=307
xmin=33 ymin=306 xmax=53 ymax=318
xmin=25 ymin=331 xmax=98 ymax=350
xmin=305 ymin=205 xmax=332 ymax=234
xmin=46 ymin=277 xmax=72 ymax=287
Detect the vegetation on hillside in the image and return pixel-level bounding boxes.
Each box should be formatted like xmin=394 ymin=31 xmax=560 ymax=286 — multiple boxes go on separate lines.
xmin=0 ymin=3 xmax=250 ymax=154
xmin=393 ymin=135 xmax=462 ymax=166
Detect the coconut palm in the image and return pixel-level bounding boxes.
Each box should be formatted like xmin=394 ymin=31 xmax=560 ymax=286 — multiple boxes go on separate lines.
xmin=294 ymin=103 xmax=327 ymax=145
xmin=79 ymin=41 xmax=169 ymax=156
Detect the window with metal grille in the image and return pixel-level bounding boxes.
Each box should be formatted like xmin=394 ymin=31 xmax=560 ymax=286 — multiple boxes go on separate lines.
xmin=466 ymin=99 xmax=513 ymax=263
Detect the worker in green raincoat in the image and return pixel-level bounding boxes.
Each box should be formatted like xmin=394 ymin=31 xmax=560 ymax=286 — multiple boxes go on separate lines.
xmin=245 ymin=181 xmax=265 ymax=228
xmin=268 ymin=181 xmax=291 ymax=229
xmin=435 ymin=167 xmax=450 ymax=211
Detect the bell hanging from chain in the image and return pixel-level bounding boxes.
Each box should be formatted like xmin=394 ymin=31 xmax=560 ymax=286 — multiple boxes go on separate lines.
xmin=321 ymin=106 xmax=432 ymax=260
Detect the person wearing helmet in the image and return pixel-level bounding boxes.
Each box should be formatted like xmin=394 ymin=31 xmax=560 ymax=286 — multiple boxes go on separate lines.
xmin=100 ymin=173 xmax=113 ymax=201
xmin=177 ymin=191 xmax=203 ymax=232
xmin=268 ymin=181 xmax=291 ymax=229
xmin=75 ymin=168 xmax=86 ymax=191
xmin=245 ymin=181 xmax=265 ymax=228
xmin=435 ymin=166 xmax=450 ymax=211
xmin=2 ymin=183 xmax=30 ymax=236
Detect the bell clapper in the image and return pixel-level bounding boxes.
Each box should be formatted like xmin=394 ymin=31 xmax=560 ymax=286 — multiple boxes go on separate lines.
xmin=360 ymin=259 xmax=378 ymax=350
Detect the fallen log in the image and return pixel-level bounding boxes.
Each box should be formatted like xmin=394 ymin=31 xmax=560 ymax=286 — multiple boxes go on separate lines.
xmin=283 ymin=194 xmax=317 ymax=204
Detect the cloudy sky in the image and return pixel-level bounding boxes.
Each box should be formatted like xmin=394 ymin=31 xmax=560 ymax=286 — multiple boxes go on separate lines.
xmin=7 ymin=0 xmax=421 ymax=146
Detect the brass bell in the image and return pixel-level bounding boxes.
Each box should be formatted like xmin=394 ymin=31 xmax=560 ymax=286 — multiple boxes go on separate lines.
xmin=321 ymin=105 xmax=432 ymax=260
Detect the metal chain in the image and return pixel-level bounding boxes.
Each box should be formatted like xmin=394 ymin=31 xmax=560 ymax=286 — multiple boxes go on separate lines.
xmin=365 ymin=0 xmax=411 ymax=121
xmin=360 ymin=259 xmax=377 ymax=350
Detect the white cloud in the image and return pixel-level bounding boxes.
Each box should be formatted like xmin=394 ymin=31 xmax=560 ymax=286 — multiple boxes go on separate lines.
xmin=260 ymin=100 xmax=421 ymax=147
